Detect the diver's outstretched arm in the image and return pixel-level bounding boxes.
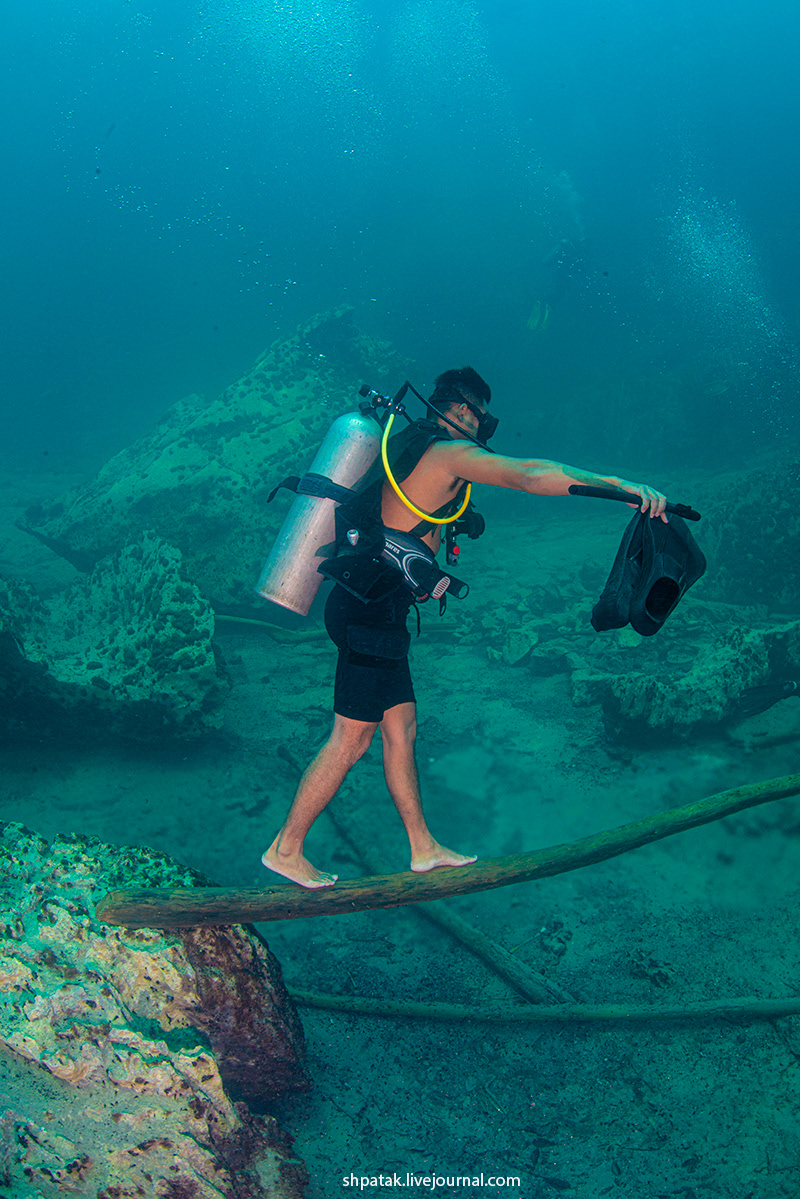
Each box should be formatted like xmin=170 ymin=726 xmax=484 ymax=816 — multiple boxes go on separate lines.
xmin=436 ymin=442 xmax=667 ymax=520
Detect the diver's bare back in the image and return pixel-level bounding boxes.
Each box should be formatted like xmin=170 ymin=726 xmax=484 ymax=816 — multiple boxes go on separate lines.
xmin=379 ymin=441 xmax=466 ymax=551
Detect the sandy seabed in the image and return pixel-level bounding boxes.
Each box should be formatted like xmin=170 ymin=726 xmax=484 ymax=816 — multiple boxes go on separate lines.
xmin=3 ymin=471 xmax=800 ymax=1199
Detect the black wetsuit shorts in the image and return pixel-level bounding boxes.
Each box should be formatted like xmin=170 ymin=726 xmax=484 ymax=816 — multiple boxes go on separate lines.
xmin=324 ymin=584 xmax=416 ymax=723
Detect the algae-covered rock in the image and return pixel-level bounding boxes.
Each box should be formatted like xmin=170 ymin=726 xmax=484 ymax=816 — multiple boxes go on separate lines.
xmin=572 ymin=615 xmax=800 ymax=734
xmin=463 ymin=547 xmax=800 ymax=736
xmin=20 ymin=308 xmax=407 ymax=606
xmin=695 ymin=452 xmax=800 ymax=612
xmin=0 ymin=822 xmax=309 ymax=1198
xmin=0 ymin=531 xmax=227 ymax=740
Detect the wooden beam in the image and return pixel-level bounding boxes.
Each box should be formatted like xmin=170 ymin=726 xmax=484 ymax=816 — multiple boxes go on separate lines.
xmin=95 ymin=773 xmax=800 ymax=929
xmin=289 ymin=988 xmax=800 ymax=1025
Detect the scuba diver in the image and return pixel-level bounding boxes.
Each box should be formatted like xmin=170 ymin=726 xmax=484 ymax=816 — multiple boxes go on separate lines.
xmin=261 ymin=367 xmax=668 ymax=888
xmin=527 ymin=238 xmax=584 ymax=333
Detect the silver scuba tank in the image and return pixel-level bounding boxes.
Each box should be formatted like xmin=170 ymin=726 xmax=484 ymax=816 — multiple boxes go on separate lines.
xmin=255 ymin=410 xmax=382 ymax=615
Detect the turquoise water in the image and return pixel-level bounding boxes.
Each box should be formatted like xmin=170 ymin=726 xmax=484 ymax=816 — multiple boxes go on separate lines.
xmin=2 ymin=0 xmax=798 ymax=470
xmin=2 ymin=1 xmax=800 ymax=1196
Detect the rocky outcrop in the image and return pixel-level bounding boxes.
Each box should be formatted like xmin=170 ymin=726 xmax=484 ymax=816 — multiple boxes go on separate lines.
xmin=0 ymin=531 xmax=227 ymax=740
xmin=458 ymin=563 xmax=800 ymax=735
xmin=694 ymin=452 xmax=800 ymax=612
xmin=0 ymin=822 xmax=309 ymax=1198
xmin=572 ymin=617 xmax=800 ymax=733
xmin=20 ymin=308 xmax=407 ymax=607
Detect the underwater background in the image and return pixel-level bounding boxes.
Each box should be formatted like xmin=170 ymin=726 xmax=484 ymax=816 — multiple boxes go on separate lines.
xmin=4 ymin=0 xmax=799 ymax=472
xmin=3 ymin=1 xmax=800 ymax=1197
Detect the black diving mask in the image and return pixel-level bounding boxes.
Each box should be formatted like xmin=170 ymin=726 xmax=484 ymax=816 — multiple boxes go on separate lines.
xmin=458 ymin=397 xmax=499 ymax=445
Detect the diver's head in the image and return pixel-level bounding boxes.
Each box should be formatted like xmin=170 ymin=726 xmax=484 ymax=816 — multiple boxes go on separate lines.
xmin=427 ymin=366 xmax=497 ymax=444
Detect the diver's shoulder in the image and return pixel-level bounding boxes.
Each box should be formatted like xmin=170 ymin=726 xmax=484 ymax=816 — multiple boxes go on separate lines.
xmin=429 ymin=439 xmax=490 ymax=463
xmin=424 ymin=440 xmax=489 ymax=485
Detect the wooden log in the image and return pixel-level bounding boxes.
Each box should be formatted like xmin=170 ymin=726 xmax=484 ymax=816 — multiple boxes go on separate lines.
xmin=419 ymin=903 xmax=575 ymax=1004
xmin=95 ymin=773 xmax=800 ymax=929
xmin=289 ymin=988 xmax=800 ymax=1025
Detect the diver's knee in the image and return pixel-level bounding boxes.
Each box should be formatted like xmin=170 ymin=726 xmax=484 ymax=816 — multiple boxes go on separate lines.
xmin=380 ymin=704 xmax=417 ymax=747
xmin=350 ymin=732 xmax=375 ymax=762
xmin=332 ymin=716 xmax=376 ymax=761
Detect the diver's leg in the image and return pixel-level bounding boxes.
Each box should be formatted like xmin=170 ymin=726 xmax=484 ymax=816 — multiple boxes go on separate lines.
xmin=379 ymin=701 xmax=476 ymax=872
xmin=262 ymin=713 xmax=377 ymax=888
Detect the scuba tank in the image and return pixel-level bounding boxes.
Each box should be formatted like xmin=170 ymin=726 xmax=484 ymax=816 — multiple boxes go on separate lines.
xmin=257 ymin=380 xmax=488 ymax=615
xmin=255 ymin=410 xmax=382 ymax=615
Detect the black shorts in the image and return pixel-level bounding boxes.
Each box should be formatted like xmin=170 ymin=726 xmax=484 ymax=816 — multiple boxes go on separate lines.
xmin=324 ymin=584 xmax=416 ymax=723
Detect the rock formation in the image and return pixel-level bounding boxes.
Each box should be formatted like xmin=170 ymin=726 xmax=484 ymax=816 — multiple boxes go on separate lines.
xmin=0 ymin=822 xmax=309 ymax=1198
xmin=0 ymin=532 xmax=227 ymax=740
xmin=457 ymin=560 xmax=800 ymax=736
xmin=695 ymin=451 xmax=800 ymax=612
xmin=572 ymin=617 xmax=800 ymax=734
xmin=20 ymin=308 xmax=407 ymax=608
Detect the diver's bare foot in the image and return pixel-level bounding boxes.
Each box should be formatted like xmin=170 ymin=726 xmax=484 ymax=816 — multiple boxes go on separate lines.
xmin=410 ymin=843 xmax=477 ymax=873
xmin=262 ymin=840 xmax=338 ymax=889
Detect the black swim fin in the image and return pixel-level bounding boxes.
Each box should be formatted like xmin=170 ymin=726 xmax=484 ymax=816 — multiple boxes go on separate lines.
xmin=591 ymin=512 xmax=706 ymax=637
xmin=590 ymin=513 xmax=644 ymax=632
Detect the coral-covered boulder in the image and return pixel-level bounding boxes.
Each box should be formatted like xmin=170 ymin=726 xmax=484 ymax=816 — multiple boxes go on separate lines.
xmin=0 ymin=532 xmax=227 ymax=740
xmin=0 ymin=822 xmax=309 ymax=1198
xmin=572 ymin=617 xmax=800 ymax=734
xmin=696 ymin=453 xmax=800 ymax=612
xmin=20 ymin=308 xmax=406 ymax=607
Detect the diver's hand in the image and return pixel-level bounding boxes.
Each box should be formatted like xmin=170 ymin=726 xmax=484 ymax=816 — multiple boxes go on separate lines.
xmin=605 ymin=477 xmax=668 ymax=521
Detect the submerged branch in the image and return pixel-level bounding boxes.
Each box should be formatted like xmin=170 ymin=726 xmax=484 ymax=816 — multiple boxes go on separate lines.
xmin=289 ymin=988 xmax=800 ymax=1025
xmin=95 ymin=773 xmax=800 ymax=929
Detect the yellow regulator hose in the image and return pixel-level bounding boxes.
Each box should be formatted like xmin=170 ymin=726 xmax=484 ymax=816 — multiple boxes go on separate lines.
xmin=381 ymin=413 xmax=471 ymax=525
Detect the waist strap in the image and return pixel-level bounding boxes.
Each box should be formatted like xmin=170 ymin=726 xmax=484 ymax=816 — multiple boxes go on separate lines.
xmin=268 ymin=472 xmax=357 ymax=506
